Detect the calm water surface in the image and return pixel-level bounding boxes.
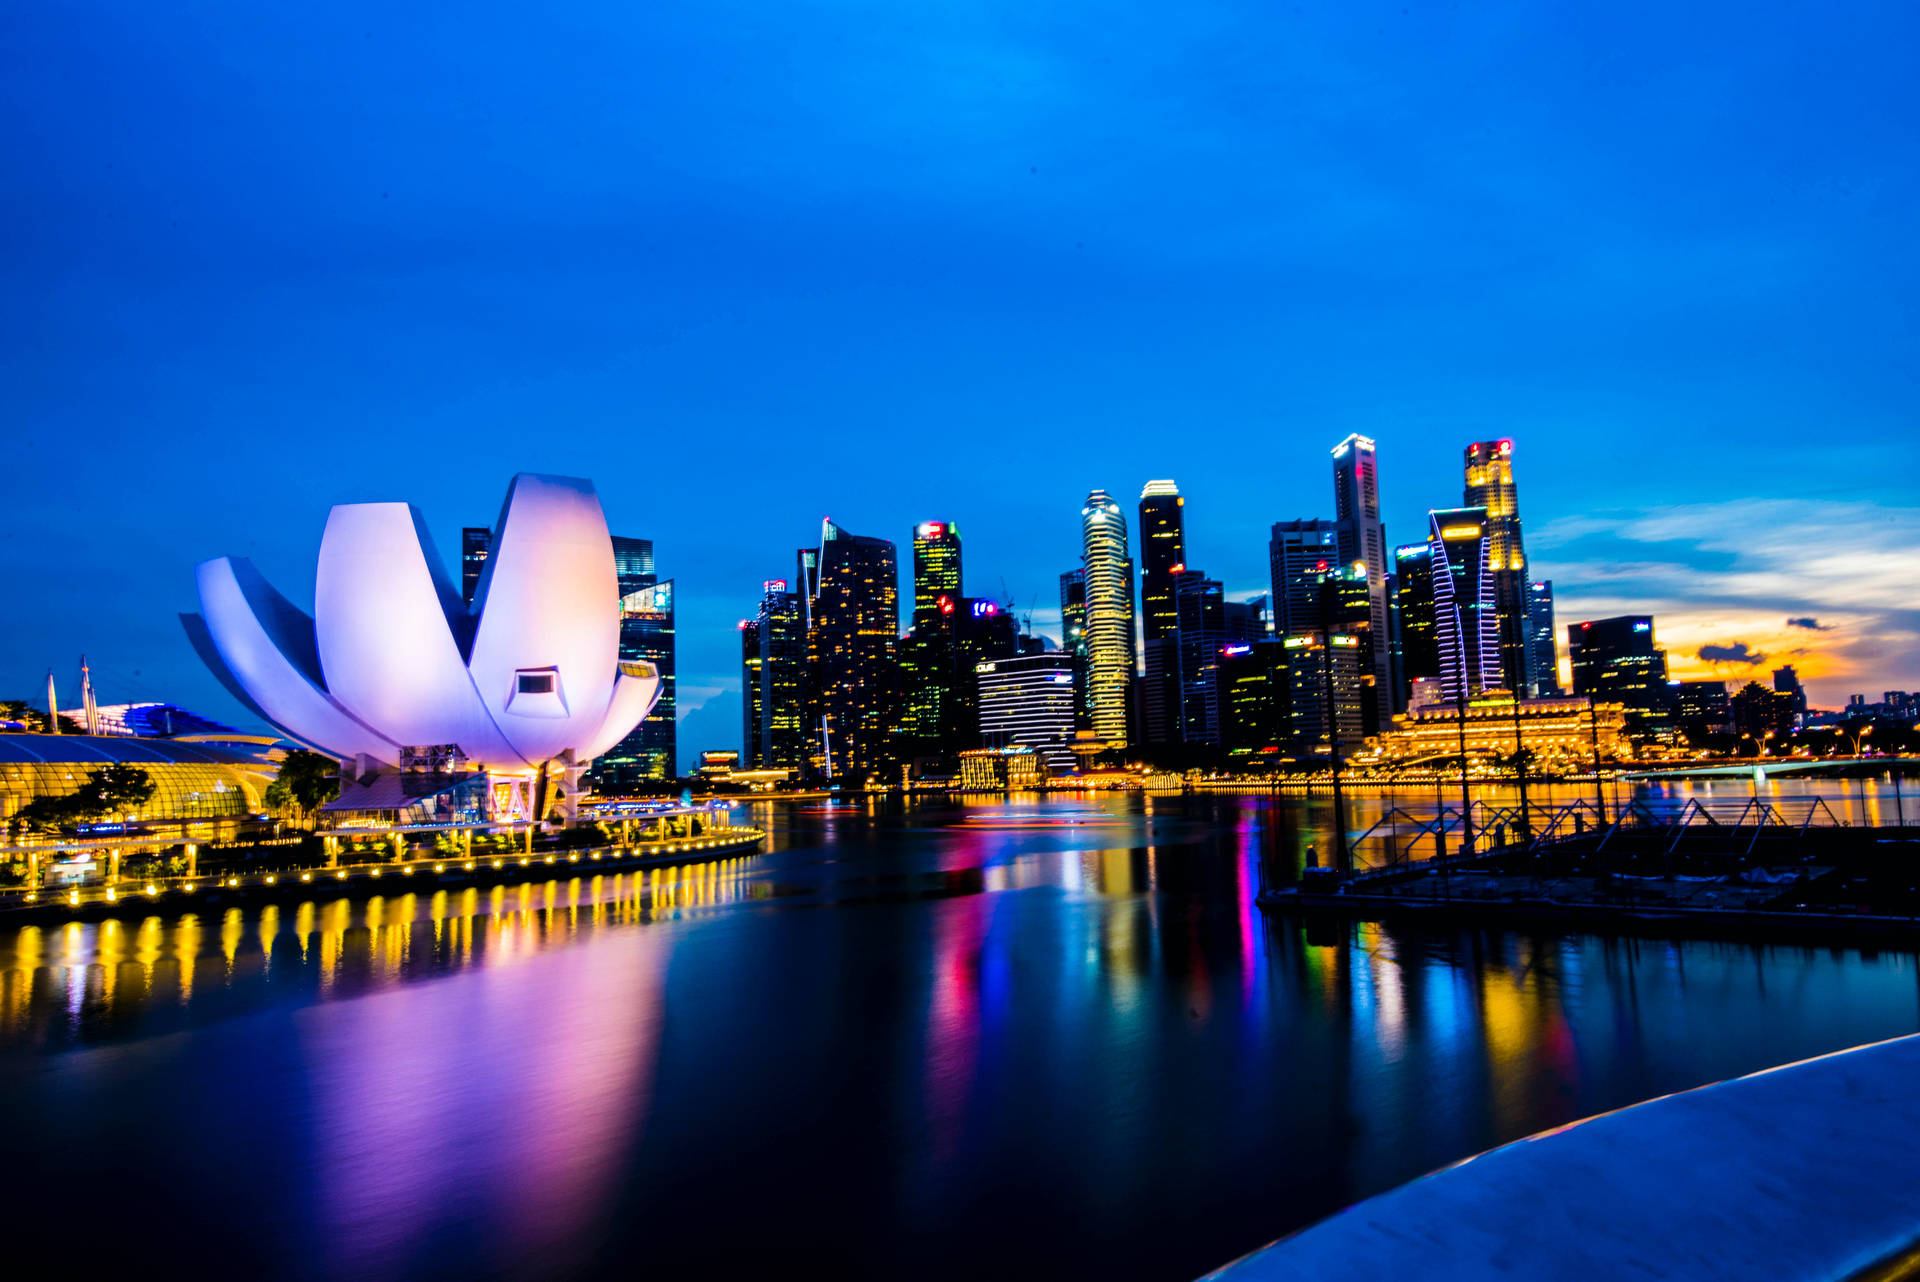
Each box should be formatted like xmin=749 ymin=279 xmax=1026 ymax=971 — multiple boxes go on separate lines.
xmin=2 ymin=787 xmax=1916 ymax=1281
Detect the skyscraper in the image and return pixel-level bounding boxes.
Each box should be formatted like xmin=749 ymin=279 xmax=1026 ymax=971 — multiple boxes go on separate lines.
xmin=1428 ymin=508 xmax=1503 ymax=703
xmin=976 ymin=652 xmax=1077 ymax=772
xmin=911 ymin=521 xmax=962 ymax=632
xmin=596 ymin=576 xmax=676 ymax=785
xmin=1528 ymin=579 xmax=1559 ymax=695
xmin=1463 ymin=440 xmax=1537 ymax=694
xmin=460 ymin=527 xmax=491 ymax=607
xmin=1058 ymin=568 xmax=1089 ymax=730
xmin=1138 ymin=480 xmax=1186 ymax=747
xmin=1773 ymin=664 xmax=1808 ymax=723
xmin=1394 ymin=542 xmax=1438 ymax=695
xmin=611 ymin=535 xmax=656 ymax=596
xmin=1079 ymin=491 xmax=1136 ymax=750
xmin=741 ymin=580 xmax=805 ymax=770
xmin=1331 ymin=434 xmax=1393 ymax=728
xmin=1567 ymin=615 xmax=1673 ymax=743
xmin=1267 ymin=519 xmax=1340 ymax=637
xmin=804 ymin=519 xmax=899 ymax=779
xmin=896 ymin=521 xmax=965 ymax=756
xmin=1171 ymin=569 xmax=1225 ymax=745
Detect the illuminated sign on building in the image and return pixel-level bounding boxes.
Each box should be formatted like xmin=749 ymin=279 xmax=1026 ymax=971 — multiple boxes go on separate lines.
xmin=1440 ymin=525 xmax=1483 ymax=540
xmin=971 ymin=601 xmax=997 ymax=618
xmin=763 ymin=579 xmax=788 ymax=593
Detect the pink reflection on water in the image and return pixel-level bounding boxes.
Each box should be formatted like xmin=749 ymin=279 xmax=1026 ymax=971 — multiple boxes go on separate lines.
xmin=922 ymin=893 xmax=991 ymax=1165
xmin=304 ymin=925 xmax=667 ymax=1279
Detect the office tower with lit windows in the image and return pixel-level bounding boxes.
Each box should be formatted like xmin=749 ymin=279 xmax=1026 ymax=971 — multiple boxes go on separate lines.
xmin=1079 ymin=491 xmax=1136 ymax=749
xmin=1170 ymin=570 xmax=1225 ymax=745
xmin=1428 ymin=509 xmax=1503 ymax=703
xmin=741 ymin=580 xmax=805 ymax=770
xmin=1138 ymin=480 xmax=1186 ymax=747
xmin=911 ymin=521 xmax=962 ymax=632
xmin=1283 ymin=632 xmax=1366 ymax=757
xmin=976 ymin=652 xmax=1077 ymax=772
xmin=1221 ymin=640 xmax=1288 ymax=761
xmin=896 ymin=521 xmax=966 ymax=756
xmin=1773 ymin=664 xmax=1808 ymax=723
xmin=461 ymin=527 xmax=492 ymax=606
xmin=1331 ymin=434 xmax=1393 ymax=727
xmin=1394 ymin=543 xmax=1438 ymax=696
xmin=1268 ymin=519 xmax=1341 ymax=636
xmin=902 ymin=596 xmax=1019 ymax=756
xmin=1059 ymin=568 xmax=1089 ymax=729
xmin=803 ymin=519 xmax=899 ymax=779
xmin=1463 ymin=440 xmax=1540 ymax=693
xmin=1674 ymin=680 xmax=1734 ymax=739
xmin=1528 ymin=579 xmax=1559 ymax=695
xmin=1566 ymin=615 xmax=1673 ymax=743
xmin=1318 ymin=563 xmax=1384 ymax=734
xmin=594 ymin=574 xmax=676 ymax=786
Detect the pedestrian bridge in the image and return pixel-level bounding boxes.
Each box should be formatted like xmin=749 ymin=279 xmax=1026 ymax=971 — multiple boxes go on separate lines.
xmin=1203 ymin=1033 xmax=1920 ymax=1281
xmin=1623 ymin=755 xmax=1918 ymax=782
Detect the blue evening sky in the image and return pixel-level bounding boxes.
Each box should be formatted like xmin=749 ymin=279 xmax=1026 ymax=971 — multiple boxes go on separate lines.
xmin=5 ymin=1 xmax=1917 ymax=764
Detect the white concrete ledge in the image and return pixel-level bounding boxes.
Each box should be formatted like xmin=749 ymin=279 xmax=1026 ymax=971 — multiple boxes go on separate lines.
xmin=1206 ymin=1034 xmax=1920 ymax=1282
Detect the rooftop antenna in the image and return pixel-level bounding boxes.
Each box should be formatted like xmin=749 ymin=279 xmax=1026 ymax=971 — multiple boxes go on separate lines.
xmin=80 ymin=655 xmax=99 ymax=736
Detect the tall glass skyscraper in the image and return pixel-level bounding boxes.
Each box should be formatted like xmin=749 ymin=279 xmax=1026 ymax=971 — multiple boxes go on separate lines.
xmin=1394 ymin=542 xmax=1438 ymax=700
xmin=804 ymin=519 xmax=899 ymax=780
xmin=1463 ymin=440 xmax=1538 ymax=694
xmin=592 ymin=575 xmax=676 ymax=786
xmin=1137 ymin=480 xmax=1185 ymax=746
xmin=1058 ymin=568 xmax=1089 ymax=730
xmin=1331 ymin=434 xmax=1393 ymax=730
xmin=911 ymin=521 xmax=962 ymax=632
xmin=1267 ymin=519 xmax=1341 ymax=637
xmin=1528 ymin=578 xmax=1559 ymax=695
xmin=611 ymin=535 xmax=656 ymax=596
xmin=1079 ymin=490 xmax=1135 ymax=750
xmin=741 ymin=580 xmax=805 ymax=770
xmin=1428 ymin=508 xmax=1502 ymax=703
xmin=460 ymin=527 xmax=492 ymax=606
xmin=1568 ymin=614 xmax=1672 ymax=743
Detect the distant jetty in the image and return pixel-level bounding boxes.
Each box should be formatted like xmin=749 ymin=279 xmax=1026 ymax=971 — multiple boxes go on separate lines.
xmin=1260 ymin=797 xmax=1920 ymax=945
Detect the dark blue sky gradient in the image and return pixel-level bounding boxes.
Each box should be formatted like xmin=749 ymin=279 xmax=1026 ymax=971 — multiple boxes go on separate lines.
xmin=5 ymin=2 xmax=1917 ymax=760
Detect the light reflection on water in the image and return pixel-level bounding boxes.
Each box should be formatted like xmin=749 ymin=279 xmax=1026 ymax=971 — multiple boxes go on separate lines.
xmin=0 ymin=788 xmax=1915 ymax=1282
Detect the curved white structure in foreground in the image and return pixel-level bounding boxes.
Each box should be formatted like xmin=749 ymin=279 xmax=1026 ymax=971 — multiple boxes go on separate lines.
xmin=1206 ymin=1033 xmax=1920 ymax=1282
xmin=183 ymin=473 xmax=661 ymax=776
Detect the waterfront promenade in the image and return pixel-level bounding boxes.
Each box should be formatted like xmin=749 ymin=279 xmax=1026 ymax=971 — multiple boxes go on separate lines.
xmin=1207 ymin=1032 xmax=1920 ymax=1281
xmin=0 ymin=807 xmax=765 ymax=922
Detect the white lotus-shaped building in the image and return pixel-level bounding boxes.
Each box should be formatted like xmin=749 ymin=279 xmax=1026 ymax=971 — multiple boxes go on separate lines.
xmin=182 ymin=474 xmax=661 ymax=796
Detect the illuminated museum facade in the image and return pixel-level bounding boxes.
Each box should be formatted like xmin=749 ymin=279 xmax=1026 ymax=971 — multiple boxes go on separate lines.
xmin=183 ymin=473 xmax=663 ymax=825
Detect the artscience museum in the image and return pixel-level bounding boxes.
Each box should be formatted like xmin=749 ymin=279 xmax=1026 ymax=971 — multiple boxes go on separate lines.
xmin=183 ymin=473 xmax=663 ymax=826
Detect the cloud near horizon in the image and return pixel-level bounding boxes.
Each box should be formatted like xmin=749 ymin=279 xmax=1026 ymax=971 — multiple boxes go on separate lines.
xmin=1696 ymin=642 xmax=1767 ymax=667
xmin=1531 ymin=499 xmax=1920 ymax=706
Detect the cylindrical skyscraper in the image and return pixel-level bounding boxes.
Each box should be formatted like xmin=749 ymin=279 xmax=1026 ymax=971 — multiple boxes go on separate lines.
xmin=1079 ymin=490 xmax=1136 ymax=750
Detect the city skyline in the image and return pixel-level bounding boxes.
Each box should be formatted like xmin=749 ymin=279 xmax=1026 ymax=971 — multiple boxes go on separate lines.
xmin=6 ymin=3 xmax=1919 ymax=761
xmin=6 ymin=436 xmax=1915 ymax=770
